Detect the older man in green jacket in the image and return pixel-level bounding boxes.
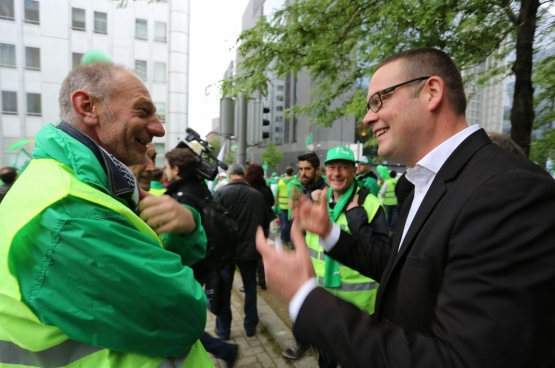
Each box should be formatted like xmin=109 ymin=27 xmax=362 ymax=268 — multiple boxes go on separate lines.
xmin=0 ymin=63 xmax=213 ymax=367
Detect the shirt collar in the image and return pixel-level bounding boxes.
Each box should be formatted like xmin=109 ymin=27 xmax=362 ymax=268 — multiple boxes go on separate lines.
xmin=406 ymin=124 xmax=480 ymax=186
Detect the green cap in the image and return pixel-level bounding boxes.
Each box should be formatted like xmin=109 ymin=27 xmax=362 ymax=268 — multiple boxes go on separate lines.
xmin=324 ymin=146 xmax=355 ymax=164
xmin=81 ymin=50 xmax=112 ymax=65
xmin=356 ymin=156 xmax=373 ymax=165
xmin=272 ymin=172 xmax=278 ymax=177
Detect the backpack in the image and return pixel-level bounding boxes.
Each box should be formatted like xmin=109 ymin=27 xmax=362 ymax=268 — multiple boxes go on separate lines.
xmin=202 ymin=200 xmax=239 ymax=270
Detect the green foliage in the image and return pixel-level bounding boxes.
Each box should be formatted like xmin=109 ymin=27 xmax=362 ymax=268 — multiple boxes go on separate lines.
xmin=209 ymin=139 xmax=222 ymax=158
xmin=223 ymin=0 xmax=555 ymax=155
xmin=529 ymin=128 xmax=555 ymax=166
xmin=261 ymin=142 xmax=283 ymax=168
xmin=223 ymin=152 xmax=235 ymax=165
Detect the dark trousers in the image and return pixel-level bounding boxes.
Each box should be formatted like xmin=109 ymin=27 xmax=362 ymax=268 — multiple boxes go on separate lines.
xmin=257 ymin=258 xmax=265 ymax=285
xmin=318 ymin=354 xmax=338 ymax=368
xmin=384 ymin=205 xmax=398 ymax=230
xmin=216 ymin=260 xmax=259 ymax=337
xmin=279 ymin=209 xmax=292 ymax=243
xmin=199 ymin=332 xmax=237 ymax=361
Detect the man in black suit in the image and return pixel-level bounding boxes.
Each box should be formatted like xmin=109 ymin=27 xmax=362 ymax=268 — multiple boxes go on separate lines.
xmin=256 ymin=47 xmax=555 ymax=368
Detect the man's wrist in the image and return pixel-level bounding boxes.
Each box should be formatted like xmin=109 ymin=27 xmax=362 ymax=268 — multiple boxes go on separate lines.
xmin=319 ymin=223 xmax=340 ymax=252
xmin=288 ymin=278 xmax=317 ymax=323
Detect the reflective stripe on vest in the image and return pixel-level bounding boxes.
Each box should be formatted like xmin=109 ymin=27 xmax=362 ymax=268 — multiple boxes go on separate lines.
xmin=315 ymin=276 xmax=377 ymax=292
xmin=0 ymin=159 xmax=212 ymax=368
xmin=0 ymin=339 xmax=193 ymax=368
xmin=306 ymin=189 xmax=381 ymax=314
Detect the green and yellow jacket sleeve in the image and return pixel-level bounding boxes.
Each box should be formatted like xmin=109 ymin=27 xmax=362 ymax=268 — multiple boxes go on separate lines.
xmin=162 ymin=204 xmax=207 ymax=266
xmin=9 ymin=197 xmax=207 ymax=358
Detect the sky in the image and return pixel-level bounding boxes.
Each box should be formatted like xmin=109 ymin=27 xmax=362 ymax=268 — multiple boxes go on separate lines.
xmin=188 ymin=0 xmax=250 ymax=138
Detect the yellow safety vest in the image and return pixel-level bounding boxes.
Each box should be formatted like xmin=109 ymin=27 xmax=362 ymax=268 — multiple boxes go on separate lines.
xmin=0 ymin=158 xmax=213 ymax=368
xmin=277 ymin=178 xmax=290 ymax=210
xmin=306 ymin=190 xmax=381 ymax=314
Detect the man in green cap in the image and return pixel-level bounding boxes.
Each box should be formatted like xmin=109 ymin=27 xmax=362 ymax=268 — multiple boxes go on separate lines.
xmin=304 ymin=145 xmax=389 ymax=368
xmin=355 ymin=156 xmax=379 ymax=197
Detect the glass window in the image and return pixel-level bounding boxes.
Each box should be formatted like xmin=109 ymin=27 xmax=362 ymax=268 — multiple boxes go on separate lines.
xmin=135 ymin=19 xmax=147 ymax=40
xmin=0 ymin=0 xmax=14 ymax=20
xmin=72 ymin=52 xmax=83 ymax=69
xmin=135 ymin=60 xmax=147 ymax=80
xmin=0 ymin=43 xmax=16 ymax=68
xmin=276 ymin=105 xmax=283 ymax=112
xmin=2 ymin=91 xmax=17 ymax=114
xmin=25 ymin=47 xmax=40 ymax=70
xmin=26 ymin=93 xmax=41 ymax=115
xmin=155 ymin=102 xmax=165 ymax=123
xmin=276 ymin=85 xmax=284 ymax=91
xmin=94 ymin=12 xmax=107 ymax=34
xmin=276 ymin=95 xmax=283 ymax=101
xmin=154 ymin=21 xmax=166 ymax=42
xmin=154 ymin=62 xmax=166 ymax=82
xmin=72 ymin=8 xmax=86 ymax=31
xmin=24 ymin=0 xmax=39 ymax=24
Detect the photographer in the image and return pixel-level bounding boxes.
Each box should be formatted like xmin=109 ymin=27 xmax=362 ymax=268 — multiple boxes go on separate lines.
xmin=164 ymin=147 xmax=239 ymax=367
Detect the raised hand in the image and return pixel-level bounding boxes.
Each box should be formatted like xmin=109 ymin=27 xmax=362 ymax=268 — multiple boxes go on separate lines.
xmin=137 ymin=193 xmax=195 ymax=235
xmin=293 ymin=192 xmax=333 ymax=239
xmin=256 ymin=222 xmax=315 ymax=302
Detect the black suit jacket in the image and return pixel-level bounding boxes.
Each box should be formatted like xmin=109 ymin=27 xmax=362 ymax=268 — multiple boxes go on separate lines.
xmin=294 ymin=129 xmax=555 ymax=368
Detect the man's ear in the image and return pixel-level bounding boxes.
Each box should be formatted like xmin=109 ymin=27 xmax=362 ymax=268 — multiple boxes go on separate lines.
xmin=70 ymin=90 xmax=99 ymax=127
xmin=424 ymin=76 xmax=444 ymax=112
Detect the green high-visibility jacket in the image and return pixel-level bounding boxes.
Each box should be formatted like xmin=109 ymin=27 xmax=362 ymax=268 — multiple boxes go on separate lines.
xmin=306 ymin=188 xmax=381 ymax=314
xmin=0 ymin=124 xmax=213 ymax=367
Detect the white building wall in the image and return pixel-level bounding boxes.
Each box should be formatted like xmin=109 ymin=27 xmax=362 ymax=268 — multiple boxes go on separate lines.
xmin=0 ymin=0 xmax=187 ymax=167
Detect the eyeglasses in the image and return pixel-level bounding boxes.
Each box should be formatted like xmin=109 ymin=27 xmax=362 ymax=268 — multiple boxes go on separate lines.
xmin=366 ymin=76 xmax=430 ymax=113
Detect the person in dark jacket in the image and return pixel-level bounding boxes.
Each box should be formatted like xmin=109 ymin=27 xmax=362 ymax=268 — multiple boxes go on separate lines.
xmin=0 ymin=166 xmax=18 ymax=204
xmin=214 ymin=163 xmax=268 ymax=340
xmin=245 ymin=163 xmax=276 ymax=290
xmin=163 ymin=147 xmax=239 ymax=367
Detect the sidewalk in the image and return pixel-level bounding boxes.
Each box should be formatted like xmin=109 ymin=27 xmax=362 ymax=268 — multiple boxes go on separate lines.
xmin=205 ymin=270 xmax=318 ymax=367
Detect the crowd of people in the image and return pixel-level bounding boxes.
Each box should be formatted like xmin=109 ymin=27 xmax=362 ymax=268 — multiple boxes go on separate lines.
xmin=0 ymin=47 xmax=554 ymax=368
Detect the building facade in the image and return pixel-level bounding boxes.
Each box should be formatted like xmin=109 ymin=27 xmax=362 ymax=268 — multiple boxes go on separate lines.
xmin=0 ymin=0 xmax=190 ymax=167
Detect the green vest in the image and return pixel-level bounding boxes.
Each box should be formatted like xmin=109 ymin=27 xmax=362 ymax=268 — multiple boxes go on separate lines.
xmin=0 ymin=159 xmax=213 ymax=368
xmin=306 ymin=190 xmax=380 ymax=314
xmin=383 ymin=178 xmax=398 ymax=206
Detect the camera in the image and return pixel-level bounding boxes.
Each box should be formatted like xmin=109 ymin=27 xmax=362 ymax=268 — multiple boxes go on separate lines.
xmin=175 ymin=128 xmax=228 ymax=181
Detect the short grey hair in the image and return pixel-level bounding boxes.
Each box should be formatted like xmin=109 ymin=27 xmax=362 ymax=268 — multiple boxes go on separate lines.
xmin=59 ymin=62 xmax=130 ymax=124
xmin=227 ymin=163 xmax=245 ymax=176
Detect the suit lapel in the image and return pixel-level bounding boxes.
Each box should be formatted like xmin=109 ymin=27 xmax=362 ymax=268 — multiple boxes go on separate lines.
xmin=374 ymin=129 xmax=492 ymax=315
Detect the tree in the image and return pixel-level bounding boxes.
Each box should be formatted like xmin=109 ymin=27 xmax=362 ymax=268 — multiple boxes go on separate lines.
xmin=223 ymin=0 xmax=555 ymax=156
xmin=530 ymin=128 xmax=555 ymax=166
xmin=261 ymin=142 xmax=283 ymax=168
xmin=208 ymin=139 xmax=222 ymax=162
xmin=223 ymin=152 xmax=235 ymax=165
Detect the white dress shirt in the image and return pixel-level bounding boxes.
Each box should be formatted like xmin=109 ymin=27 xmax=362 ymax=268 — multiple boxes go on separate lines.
xmin=289 ymin=124 xmax=481 ymax=322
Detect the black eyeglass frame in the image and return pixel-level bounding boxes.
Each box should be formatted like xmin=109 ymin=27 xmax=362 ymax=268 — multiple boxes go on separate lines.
xmin=366 ymin=76 xmax=431 ymax=113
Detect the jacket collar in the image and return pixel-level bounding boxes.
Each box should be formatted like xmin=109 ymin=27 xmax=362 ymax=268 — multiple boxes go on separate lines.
xmin=33 ymin=122 xmax=139 ymax=210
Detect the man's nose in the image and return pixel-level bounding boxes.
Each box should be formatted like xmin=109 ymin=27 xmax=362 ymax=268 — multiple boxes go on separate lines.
xmin=362 ymin=108 xmax=378 ymax=127
xmin=146 ymin=158 xmax=156 ymax=171
xmin=147 ymin=115 xmax=165 ymax=137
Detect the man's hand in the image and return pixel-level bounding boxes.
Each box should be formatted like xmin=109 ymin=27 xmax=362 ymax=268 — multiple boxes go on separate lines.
xmin=138 ymin=191 xmax=195 ymax=235
xmin=293 ymin=192 xmax=333 ymax=239
xmin=310 ymin=188 xmax=324 ymax=202
xmin=256 ymin=222 xmax=315 ymax=302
